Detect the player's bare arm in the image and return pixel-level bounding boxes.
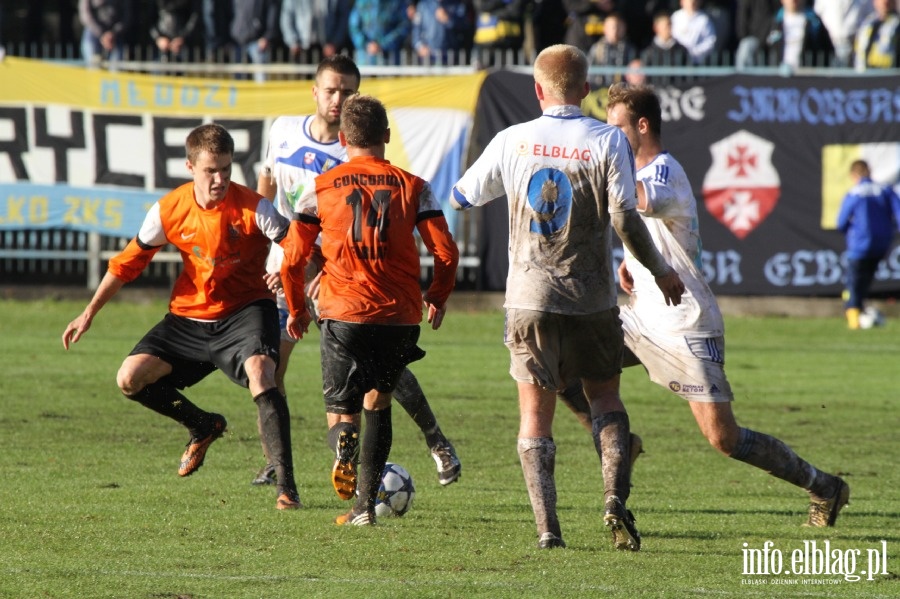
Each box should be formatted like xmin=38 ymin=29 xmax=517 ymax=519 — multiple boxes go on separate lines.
xmin=617 ymin=260 xmax=635 ymax=295
xmin=285 ymin=310 xmax=312 ymax=340
xmin=423 ymin=295 xmax=447 ymax=330
xmin=263 ymin=271 xmax=282 ymax=294
xmin=306 ymin=270 xmax=323 ymax=300
xmin=62 ymin=272 xmax=127 ymax=349
xmin=257 ymin=167 xmax=277 ymax=200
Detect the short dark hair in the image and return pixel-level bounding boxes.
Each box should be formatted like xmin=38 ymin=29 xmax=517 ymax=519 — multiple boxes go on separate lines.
xmin=185 ymin=123 xmax=234 ymax=163
xmin=316 ymin=54 xmax=361 ymax=84
xmin=607 ymin=82 xmax=662 ymax=137
xmin=340 ymin=95 xmax=389 ymax=148
xmin=850 ymin=159 xmax=870 ymax=178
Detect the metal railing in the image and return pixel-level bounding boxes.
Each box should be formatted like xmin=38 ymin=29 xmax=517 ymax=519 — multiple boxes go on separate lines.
xmin=2 ymin=47 xmax=898 ymax=291
xmin=3 ymin=41 xmax=879 ymax=78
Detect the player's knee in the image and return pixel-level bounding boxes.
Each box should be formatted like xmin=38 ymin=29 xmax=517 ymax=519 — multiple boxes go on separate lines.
xmin=116 ymin=368 xmax=144 ymax=396
xmin=705 ymin=429 xmax=737 ymax=456
xmin=245 ymin=354 xmax=277 ymax=387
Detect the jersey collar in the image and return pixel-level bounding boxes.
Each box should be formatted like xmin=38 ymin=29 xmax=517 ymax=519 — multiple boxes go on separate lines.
xmin=542 ymin=104 xmax=584 ymax=119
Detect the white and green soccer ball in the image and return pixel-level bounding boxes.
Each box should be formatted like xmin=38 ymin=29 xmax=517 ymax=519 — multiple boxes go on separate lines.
xmin=375 ymin=462 xmax=415 ymax=517
xmin=858 ymin=306 xmax=886 ymax=329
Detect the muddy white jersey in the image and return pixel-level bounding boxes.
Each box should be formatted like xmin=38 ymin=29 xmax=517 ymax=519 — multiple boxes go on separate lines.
xmin=262 ymin=115 xmax=346 ymax=272
xmin=452 ymin=105 xmax=637 ymax=315
xmin=622 ymin=151 xmax=723 ymax=335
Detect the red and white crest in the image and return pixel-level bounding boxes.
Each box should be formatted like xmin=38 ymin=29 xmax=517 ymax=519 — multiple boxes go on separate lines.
xmin=304 ymin=151 xmax=316 ymax=165
xmin=702 ymin=130 xmax=780 ymax=239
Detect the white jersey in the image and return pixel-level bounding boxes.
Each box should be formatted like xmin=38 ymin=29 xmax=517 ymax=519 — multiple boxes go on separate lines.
xmin=453 ymin=105 xmax=637 ymax=315
xmin=262 ymin=115 xmax=347 ymax=272
xmin=622 ymin=151 xmax=723 ymax=336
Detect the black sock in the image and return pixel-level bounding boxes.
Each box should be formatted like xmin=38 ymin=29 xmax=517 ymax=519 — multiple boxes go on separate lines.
xmin=355 ymin=406 xmax=392 ymax=513
xmin=254 ymin=388 xmax=297 ymax=493
xmin=256 ymin=395 xmax=283 ymax=467
xmin=393 ymin=369 xmax=443 ymax=447
xmin=126 ymin=381 xmax=209 ymax=435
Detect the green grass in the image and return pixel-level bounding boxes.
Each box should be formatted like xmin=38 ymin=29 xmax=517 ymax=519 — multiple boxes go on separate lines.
xmin=1 ymin=298 xmax=897 ymax=598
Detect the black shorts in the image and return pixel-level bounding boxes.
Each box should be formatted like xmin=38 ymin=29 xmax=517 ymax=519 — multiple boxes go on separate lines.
xmin=319 ymin=319 xmax=425 ymax=414
xmin=129 ymin=299 xmax=280 ymax=389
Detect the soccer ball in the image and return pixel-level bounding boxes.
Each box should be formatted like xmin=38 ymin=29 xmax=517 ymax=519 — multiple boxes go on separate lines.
xmin=858 ymin=306 xmax=886 ymax=329
xmin=375 ymin=462 xmax=415 ymax=517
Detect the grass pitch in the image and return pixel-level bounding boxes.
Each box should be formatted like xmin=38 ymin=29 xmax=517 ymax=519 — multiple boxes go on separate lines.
xmin=0 ymin=298 xmax=897 ymax=598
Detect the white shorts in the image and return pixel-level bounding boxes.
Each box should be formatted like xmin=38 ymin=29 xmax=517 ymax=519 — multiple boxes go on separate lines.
xmin=620 ymin=308 xmax=733 ymax=403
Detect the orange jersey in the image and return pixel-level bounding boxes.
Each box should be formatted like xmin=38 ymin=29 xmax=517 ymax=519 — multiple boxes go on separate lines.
xmin=281 ymin=155 xmax=459 ymax=325
xmin=108 ymin=181 xmax=290 ymax=320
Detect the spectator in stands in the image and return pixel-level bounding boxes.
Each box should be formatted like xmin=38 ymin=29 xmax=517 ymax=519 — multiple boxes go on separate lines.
xmin=281 ymin=0 xmax=353 ymax=63
xmin=349 ymin=0 xmax=413 ymax=65
xmin=618 ymin=1 xmax=670 ymax=53
xmin=735 ymin=0 xmax=780 ymax=69
xmin=671 ymin=0 xmax=718 ymax=65
xmin=563 ymin=0 xmax=615 ymax=53
xmin=640 ymin=10 xmax=691 ymax=83
xmin=150 ymin=0 xmax=202 ymax=63
xmin=624 ymin=57 xmax=647 ymax=86
xmin=815 ymin=0 xmax=873 ymax=67
xmin=230 ymin=0 xmax=281 ymax=82
xmin=411 ymin=0 xmax=475 ymax=65
xmin=532 ymin=0 xmax=568 ymax=53
xmin=202 ymin=0 xmax=233 ymax=61
xmin=588 ymin=12 xmax=638 ymax=86
xmin=853 ymin=0 xmax=900 ymax=70
xmin=764 ymin=0 xmax=834 ymax=68
xmin=705 ymin=0 xmax=737 ymax=56
xmin=472 ymin=0 xmax=526 ymax=65
xmin=79 ymin=0 xmax=133 ymax=66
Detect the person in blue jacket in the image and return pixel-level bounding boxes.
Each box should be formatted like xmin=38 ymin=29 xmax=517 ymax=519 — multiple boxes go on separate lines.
xmin=836 ymin=159 xmax=900 ymax=329
xmin=411 ymin=0 xmax=475 ymax=65
xmin=349 ymin=0 xmax=413 ymax=65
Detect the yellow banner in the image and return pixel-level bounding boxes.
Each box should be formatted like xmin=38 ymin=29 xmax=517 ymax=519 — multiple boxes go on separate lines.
xmin=821 ymin=143 xmax=900 ymax=229
xmin=0 ymin=57 xmax=485 ymax=117
xmin=0 ymin=57 xmax=485 ymax=235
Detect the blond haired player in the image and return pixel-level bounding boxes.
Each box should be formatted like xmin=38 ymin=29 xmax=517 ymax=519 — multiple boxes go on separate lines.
xmin=451 ymin=44 xmax=685 ymax=551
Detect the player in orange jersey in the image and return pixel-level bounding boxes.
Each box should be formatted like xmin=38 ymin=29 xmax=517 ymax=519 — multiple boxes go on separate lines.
xmin=280 ymin=94 xmax=460 ymax=525
xmin=253 ymin=55 xmax=461 ymax=491
xmin=62 ymin=123 xmax=301 ymax=511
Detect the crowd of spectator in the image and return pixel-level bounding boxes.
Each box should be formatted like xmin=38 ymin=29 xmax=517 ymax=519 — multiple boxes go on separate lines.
xmin=3 ymin=0 xmax=899 ymax=74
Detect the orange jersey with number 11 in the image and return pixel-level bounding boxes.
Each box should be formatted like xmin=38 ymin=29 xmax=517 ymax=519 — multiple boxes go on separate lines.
xmin=282 ymin=155 xmax=459 ymax=325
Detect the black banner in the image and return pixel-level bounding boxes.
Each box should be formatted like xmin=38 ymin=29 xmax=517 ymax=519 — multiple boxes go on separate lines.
xmin=472 ymin=72 xmax=900 ymax=296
